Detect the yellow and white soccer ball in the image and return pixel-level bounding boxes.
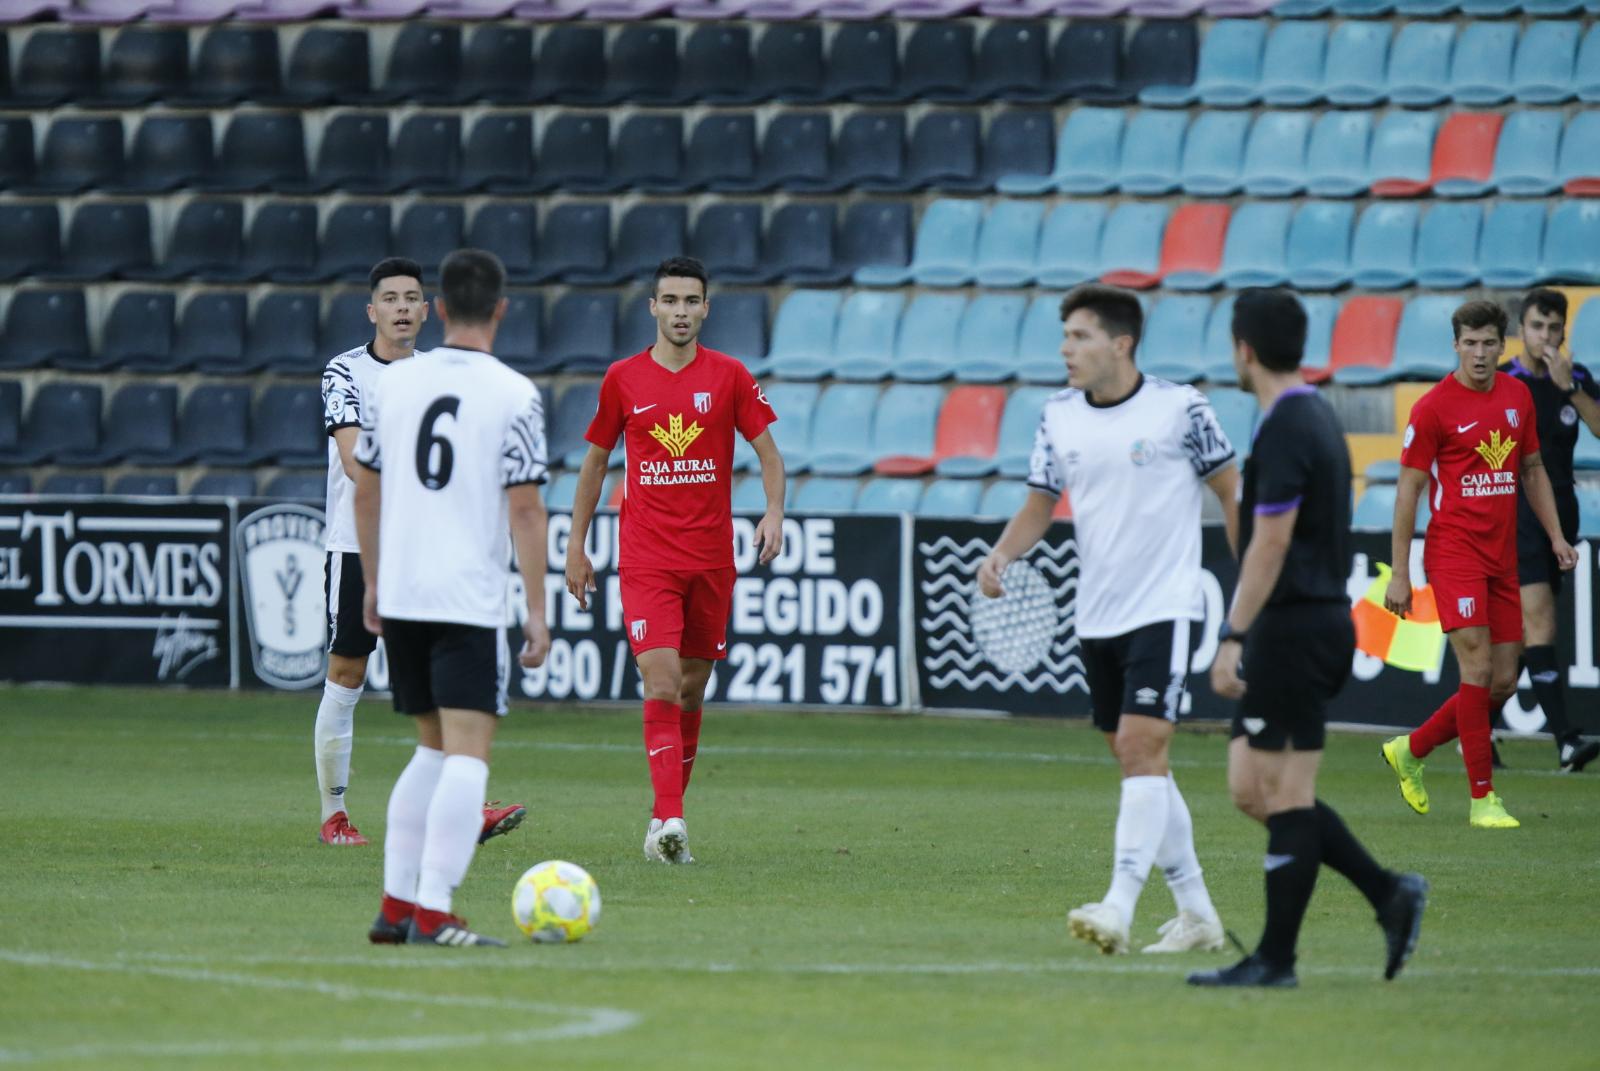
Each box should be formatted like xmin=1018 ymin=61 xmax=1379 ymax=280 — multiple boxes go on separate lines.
xmin=512 ymin=860 xmax=601 ymax=943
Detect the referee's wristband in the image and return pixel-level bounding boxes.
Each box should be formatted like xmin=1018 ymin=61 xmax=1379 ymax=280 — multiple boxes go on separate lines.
xmin=1217 ymin=622 xmax=1246 ymax=646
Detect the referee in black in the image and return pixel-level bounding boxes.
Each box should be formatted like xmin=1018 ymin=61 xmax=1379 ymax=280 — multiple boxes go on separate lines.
xmin=1503 ymin=289 xmax=1600 ymax=771
xmin=1189 ymin=289 xmax=1428 ymax=989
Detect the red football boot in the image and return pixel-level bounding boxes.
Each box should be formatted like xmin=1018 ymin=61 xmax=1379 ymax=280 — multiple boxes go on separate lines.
xmin=320 ymin=811 xmax=369 ymax=846
xmin=479 ymin=801 xmax=526 ymax=844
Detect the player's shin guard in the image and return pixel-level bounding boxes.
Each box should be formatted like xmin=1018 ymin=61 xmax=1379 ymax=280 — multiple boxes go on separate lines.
xmin=680 ymin=706 xmax=703 ymax=791
xmin=644 ymin=699 xmax=684 ymax=820
xmin=1409 ymin=695 xmax=1459 ymax=759
xmin=315 ymin=680 xmax=362 ymax=821
xmin=1257 ymin=808 xmax=1321 ymax=969
xmin=1314 ymin=800 xmax=1395 ymax=909
xmin=383 ymin=745 xmax=444 ymax=903
xmin=1455 ymin=683 xmax=1494 ymax=798
xmin=415 ymin=755 xmax=490 ymax=913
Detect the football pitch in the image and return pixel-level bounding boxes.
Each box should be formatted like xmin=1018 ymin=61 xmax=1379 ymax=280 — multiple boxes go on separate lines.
xmin=3 ymin=687 xmax=1597 ymax=1070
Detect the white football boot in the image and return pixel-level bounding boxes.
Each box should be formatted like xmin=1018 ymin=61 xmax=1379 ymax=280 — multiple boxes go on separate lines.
xmin=643 ymin=818 xmax=666 ymax=862
xmin=1141 ymin=911 xmax=1226 ymax=953
xmin=1067 ymin=902 xmax=1129 ymax=955
xmin=652 ymin=817 xmax=692 ymax=864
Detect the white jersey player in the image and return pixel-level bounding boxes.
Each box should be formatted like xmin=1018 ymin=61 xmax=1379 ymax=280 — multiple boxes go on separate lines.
xmin=356 ymin=248 xmax=551 ymax=948
xmin=978 ymin=285 xmax=1241 ymax=957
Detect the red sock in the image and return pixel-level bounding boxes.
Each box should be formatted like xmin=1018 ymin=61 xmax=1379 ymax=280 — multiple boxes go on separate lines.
xmin=381 ymin=894 xmax=415 ymax=925
xmin=1455 ymin=683 xmax=1494 ymax=799
xmin=680 ymin=706 xmax=703 ymax=791
xmin=414 ymin=906 xmax=457 ymax=934
xmin=643 ymin=698 xmax=684 ymax=820
xmin=1409 ymin=695 xmax=1458 ymax=759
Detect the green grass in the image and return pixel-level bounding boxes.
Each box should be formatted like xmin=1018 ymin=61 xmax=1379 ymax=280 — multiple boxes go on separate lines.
xmin=2 ymin=687 xmax=1597 ymax=1070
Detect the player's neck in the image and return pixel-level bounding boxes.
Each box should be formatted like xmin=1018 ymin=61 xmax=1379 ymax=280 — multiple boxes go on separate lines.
xmin=1250 ymin=370 xmax=1306 ymax=414
xmin=371 ymin=336 xmax=414 ymax=363
xmin=1519 ymin=352 xmax=1547 ymax=377
xmin=650 ymin=338 xmax=698 ymax=372
xmin=442 ymin=325 xmax=496 ymax=354
xmin=1452 ymin=368 xmax=1494 ymax=393
xmin=1084 ymin=364 xmax=1141 ymax=407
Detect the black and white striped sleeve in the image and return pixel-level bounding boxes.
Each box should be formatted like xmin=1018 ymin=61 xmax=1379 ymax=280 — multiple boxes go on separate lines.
xmin=501 ymin=388 xmax=549 ymax=488
xmin=322 ymin=357 xmax=361 ymax=434
xmin=1180 ymin=389 xmax=1236 ymax=479
xmin=1025 ymin=410 xmax=1061 ymax=498
xmin=353 ymin=390 xmax=381 ymax=472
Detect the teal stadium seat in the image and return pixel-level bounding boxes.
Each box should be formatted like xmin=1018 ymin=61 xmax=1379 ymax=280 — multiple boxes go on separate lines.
xmin=895 ymin=293 xmax=967 ymax=382
xmin=809 ymin=384 xmax=881 ymax=476
xmin=868 ymin=383 xmax=943 ymax=472
xmin=1350 ymin=203 xmax=1419 ymax=290
xmin=1543 ymin=202 xmax=1600 ymax=284
xmin=954 ymin=294 xmax=1027 ymax=384
xmin=1450 ymin=23 xmax=1518 ymax=107
xmin=978 ymin=480 xmax=1030 ymax=518
xmin=1387 ymin=23 xmax=1455 ymax=108
xmin=1259 ymin=22 xmax=1327 ymax=107
xmin=1140 ymin=296 xmax=1214 ymax=384
xmin=1392 ymin=297 xmax=1461 ymax=380
xmin=996 ymin=386 xmax=1055 ymax=478
xmin=764 ymin=290 xmax=842 ymax=380
xmin=832 ymin=291 xmax=905 ymax=382
xmin=1180 ymin=111 xmax=1250 ymax=197
xmin=917 ymin=478 xmax=983 ymax=518
xmin=1558 ymin=112 xmax=1600 ymax=194
xmin=1242 ymin=112 xmax=1313 ymax=198
xmin=856 ymin=477 xmax=924 ymax=514
xmin=973 ymin=201 xmax=1044 ymax=288
xmin=1414 ymin=202 xmax=1483 ymax=289
xmin=1513 ymin=21 xmax=1581 ymax=104
xmin=1199 ymin=295 xmax=1242 ymax=385
xmin=763 ymin=382 xmax=821 ymax=473
xmin=1046 ymin=108 xmax=1124 ymax=196
xmin=905 ymin=199 xmax=984 ymax=287
xmin=1015 ymin=296 xmax=1069 ymax=384
xmin=1286 ymin=202 xmax=1355 ymax=292
xmin=1306 ymin=112 xmax=1373 ymax=198
xmin=1219 ymin=202 xmax=1293 ymax=289
xmin=1479 ymin=202 xmax=1545 ymax=288
xmin=1324 ymin=22 xmax=1391 ymax=108
xmin=1119 ymin=111 xmax=1187 ymax=196
xmin=1206 ymin=387 xmax=1259 ymax=458
xmin=1492 ymin=111 xmax=1562 ymax=196
xmin=793 ymin=477 xmax=858 ymax=513
xmin=1035 ymin=202 xmax=1107 ymax=288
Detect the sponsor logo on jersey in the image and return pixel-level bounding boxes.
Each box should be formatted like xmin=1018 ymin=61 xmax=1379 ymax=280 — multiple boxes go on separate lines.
xmin=1129 ymin=439 xmax=1156 ymax=466
xmin=1473 ymin=429 xmax=1516 ymax=470
xmin=649 ymin=413 xmax=706 ymax=459
xmin=1458 ymin=596 xmax=1476 ymax=619
xmin=693 ymin=391 xmax=712 ymax=414
xmin=237 ymin=503 xmax=327 ymax=689
xmin=631 ymin=618 xmax=647 ymax=643
xmin=1505 ymin=408 xmax=1519 ymax=429
xmin=1403 ymin=424 xmax=1415 ymax=448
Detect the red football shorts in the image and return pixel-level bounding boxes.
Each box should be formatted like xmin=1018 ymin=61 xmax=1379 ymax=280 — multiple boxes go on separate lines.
xmin=1429 ymin=569 xmax=1521 ymax=643
xmin=618 ymin=566 xmax=737 ymax=660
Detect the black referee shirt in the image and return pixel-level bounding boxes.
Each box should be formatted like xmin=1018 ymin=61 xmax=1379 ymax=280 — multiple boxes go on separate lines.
xmin=1505 ymin=357 xmax=1598 ymax=492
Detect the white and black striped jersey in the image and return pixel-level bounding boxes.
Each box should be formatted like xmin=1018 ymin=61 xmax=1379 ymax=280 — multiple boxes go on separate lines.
xmin=354 ymin=346 xmax=548 ymax=629
xmin=322 ymin=344 xmax=394 ymax=554
xmin=1027 ymin=376 xmax=1235 ymax=638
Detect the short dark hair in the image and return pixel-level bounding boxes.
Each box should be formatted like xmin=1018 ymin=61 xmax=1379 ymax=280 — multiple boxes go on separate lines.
xmin=438 ymin=249 xmax=505 ymax=326
xmin=1519 ymin=287 xmax=1568 ymax=326
xmin=653 ymin=256 xmax=708 ymax=297
xmin=1451 ymin=299 xmax=1508 ymax=341
xmin=1231 ymin=288 xmax=1308 ymax=373
xmin=368 ymin=257 xmax=423 ymax=294
xmin=1058 ymin=284 xmax=1143 ymax=350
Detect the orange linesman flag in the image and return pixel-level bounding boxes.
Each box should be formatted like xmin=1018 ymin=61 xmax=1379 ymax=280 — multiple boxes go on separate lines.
xmin=1351 ymin=562 xmax=1444 ymax=673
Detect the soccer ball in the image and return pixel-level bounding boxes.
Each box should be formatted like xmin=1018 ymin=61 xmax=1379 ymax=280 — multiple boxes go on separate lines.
xmin=512 ymin=860 xmax=602 ymax=943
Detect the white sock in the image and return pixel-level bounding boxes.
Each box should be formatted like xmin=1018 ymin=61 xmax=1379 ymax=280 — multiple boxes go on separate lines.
xmin=1155 ymin=773 xmax=1219 ymax=922
xmin=382 ymin=746 xmax=444 ymax=903
xmin=1102 ymin=775 xmax=1170 ymax=929
xmin=314 ymin=680 xmax=363 ymax=821
xmin=415 ymin=754 xmax=490 ymax=914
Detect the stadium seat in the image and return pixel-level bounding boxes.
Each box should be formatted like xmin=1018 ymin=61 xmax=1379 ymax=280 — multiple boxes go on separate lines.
xmin=533 ymin=203 xmax=610 ymax=283
xmin=1580 ymin=23 xmax=1600 ymax=103
xmin=951 ymin=295 xmax=1027 ymax=384
xmin=1193 ymin=19 xmax=1267 ymax=107
xmin=13 ymin=382 xmax=101 ymax=465
xmin=1297 ymin=295 xmax=1340 ymax=382
xmin=892 ymin=293 xmax=967 ymax=382
xmin=1543 ymin=202 xmax=1600 ymax=284
xmin=851 ymin=477 xmax=918 ymax=514
xmin=831 ymin=112 xmax=906 ymax=192
xmin=792 ymin=477 xmax=858 ymax=513
xmin=1492 ymin=111 xmax=1563 ymax=197
xmin=534 ymin=114 xmax=613 ymax=193
xmin=1451 ymin=23 xmax=1517 ymax=106
xmin=12 ymin=30 xmax=100 ymax=108
xmin=181 ymin=26 xmax=281 ymax=105
xmin=460 ymin=115 xmax=535 ymax=194
xmin=1119 ymin=110 xmax=1188 ymax=196
xmin=613 ymin=115 xmax=687 ymax=194
xmin=1042 ymin=108 xmax=1124 ymax=196
xmin=1180 ymin=112 xmax=1249 ymax=197
xmin=977 ymin=480 xmax=1028 ymax=518
xmin=109 ymin=473 xmax=176 ymax=497
xmin=0 ymin=204 xmax=60 ymax=280
xmin=1014 ymin=296 xmax=1069 ymax=384
xmin=1286 ymin=202 xmax=1355 ymax=291
xmin=973 ymin=20 xmax=1049 ymax=102
xmin=1353 ymin=484 xmax=1396 ymax=530
xmin=112 ymin=115 xmax=213 ymax=194
xmin=832 ymin=292 xmax=904 ymax=382
xmin=1386 ymin=22 xmax=1456 ymax=108
xmin=759 ymin=203 xmax=840 ymax=285
xmin=604 ymin=25 xmax=683 ymax=106
xmin=1479 ymin=202 xmax=1546 ymax=288
xmin=899 ymin=22 xmax=977 ymax=103
xmin=900 ymin=200 xmax=983 ymax=288
xmin=1125 ymin=19 xmax=1198 ymax=103
xmin=263 ymin=472 xmax=324 ymax=501
xmin=1350 ymin=203 xmax=1420 ymax=290
xmin=250 ymin=385 xmax=324 ymax=467
xmin=45 ymin=202 xmax=153 ymax=282
xmin=85 ymin=291 xmax=175 ymax=373
xmin=1512 ymin=21 xmax=1581 ymax=104
xmin=395 ymin=204 xmax=463 ymax=276
xmin=1391 ymin=296 xmax=1459 ymax=380
xmin=832 ymin=200 xmax=911 ymax=284
xmin=1242 ymin=112 xmax=1312 ymax=198
xmin=697 ymin=292 xmax=767 ymax=365
xmin=0 ymin=381 xmax=18 ymax=461
xmin=1219 ymin=203 xmax=1292 ymax=289
xmin=1329 ymin=297 xmax=1405 ymax=384
xmin=530 ymin=25 xmax=606 ymax=105
xmin=677 ymin=114 xmax=755 ymax=192
xmin=0 ymin=117 xmax=36 ymax=192
xmin=247 ymin=290 xmax=320 ymax=373
xmin=96 ymin=28 xmax=188 ymax=106
xmin=312 ymin=203 xmax=390 ymax=284
xmin=1323 ymin=21 xmax=1390 ymax=108
xmin=1414 ymin=202 xmax=1483 ymax=289
xmin=388 ymin=114 xmax=463 ymax=194
xmin=465 ymin=202 xmax=537 ymax=284
xmin=1578 ymin=484 xmax=1600 ymax=537
xmin=1431 ymin=113 xmax=1503 ymax=198
xmin=280 ymin=28 xmax=372 ymax=106
xmin=210 ymin=113 xmax=307 ymax=194
xmin=541 ymin=471 xmax=578 ymax=510
xmin=967 ymin=109 xmax=1053 ymax=193
xmin=138 ymin=200 xmax=243 ymax=283
xmin=1259 ymin=22 xmax=1326 ymax=106
xmin=925 ymin=385 xmax=1007 ymax=477
xmin=995 ymin=386 xmax=1054 ymax=477
xmin=544 ymin=291 xmax=619 ymax=374
xmin=169 ymin=292 xmax=248 ymax=375
xmin=457 ymin=25 xmax=533 ymax=105
xmin=727 ymin=112 xmax=825 ymax=193
xmin=724 ymin=475 xmax=766 ymax=513
xmin=1160 ymin=203 xmax=1231 ymax=291
xmin=169 ymin=385 xmax=251 ymax=466
xmin=1370 ymin=112 xmax=1440 ymax=198
xmin=972 ymin=201 xmax=1044 ymax=289
xmin=191 ymin=473 xmax=256 ymax=498
xmin=679 ymin=24 xmax=757 ymax=104
xmin=1099 ymin=203 xmax=1170 ymax=289
xmin=902 ymin=111 xmax=981 ymax=192
xmin=24 ymin=117 xmax=124 ymax=195
xmin=1559 ymin=112 xmax=1600 ymax=194
xmin=760 ymin=381 xmax=819 ymax=472
xmin=489 ymin=292 xmax=542 ymax=373
xmin=305 ymin=113 xmax=390 ymax=194
xmin=0 ymin=289 xmax=89 ymax=371
xmin=808 ymin=384 xmax=882 ymax=476
xmin=765 ymin=290 xmax=842 ymax=380
xmin=1140 ymin=296 xmax=1215 ymax=384
xmin=1195 ymin=297 xmax=1241 ymax=385
xmin=917 ymin=479 xmax=982 ymax=518
xmin=689 ymin=203 xmax=764 ymax=284
xmin=871 ymin=383 xmax=946 ymax=474
xmin=40 ymin=475 xmax=105 ymax=496
xmin=69 ymin=384 xmax=177 ymax=466
xmin=820 ymin=22 xmax=898 ymax=103
xmin=547 ymin=382 xmax=601 ymax=468
xmin=1035 ymin=202 xmax=1107 ymax=289
xmin=749 ymin=22 xmax=822 ymax=102
xmin=238 ymin=202 xmax=317 ymax=284
xmin=378 ymin=23 xmax=464 ymax=106
xmin=1206 ymin=388 xmax=1258 ymax=459
xmin=603 ymin=204 xmax=688 ymax=286
xmin=1306 ymin=111 xmax=1373 ymax=197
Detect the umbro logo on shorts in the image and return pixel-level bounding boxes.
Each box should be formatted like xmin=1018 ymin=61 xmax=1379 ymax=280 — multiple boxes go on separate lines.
xmin=1243 ymin=717 xmax=1267 ymax=737
xmin=1458 ymin=596 xmax=1476 ymax=618
xmin=1134 ymin=687 xmax=1160 ymax=706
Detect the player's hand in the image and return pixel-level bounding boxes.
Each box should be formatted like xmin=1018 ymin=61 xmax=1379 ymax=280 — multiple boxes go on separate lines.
xmin=977 ymin=553 xmax=1008 ymax=599
xmin=1544 ymin=342 xmax=1575 ymax=392
xmin=564 ymin=550 xmax=596 ymax=610
xmin=1553 ymin=537 xmax=1579 ymax=572
xmin=520 ymin=615 xmax=551 ymax=669
xmin=1383 ymin=573 xmax=1413 ymax=618
xmin=1210 ymin=640 xmax=1246 ymax=700
xmin=362 ymin=587 xmax=382 ymax=636
xmin=755 ymin=510 xmax=784 ymax=566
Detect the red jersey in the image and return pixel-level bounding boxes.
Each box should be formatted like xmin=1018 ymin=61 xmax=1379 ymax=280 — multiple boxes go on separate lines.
xmin=585 ymin=346 xmax=777 ymax=571
xmin=1399 ymin=371 xmax=1539 ymax=577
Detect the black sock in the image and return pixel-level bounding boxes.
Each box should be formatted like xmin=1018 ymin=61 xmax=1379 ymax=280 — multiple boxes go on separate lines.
xmin=1314 ymin=800 xmax=1395 ymax=910
xmin=1257 ymin=808 xmax=1321 ymax=970
xmin=1524 ymin=646 xmax=1574 ymax=742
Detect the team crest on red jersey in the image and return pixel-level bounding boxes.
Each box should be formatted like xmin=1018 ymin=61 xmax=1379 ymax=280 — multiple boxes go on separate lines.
xmin=694 ymin=391 xmax=712 ymax=414
xmin=1505 ymin=408 xmax=1519 ymax=428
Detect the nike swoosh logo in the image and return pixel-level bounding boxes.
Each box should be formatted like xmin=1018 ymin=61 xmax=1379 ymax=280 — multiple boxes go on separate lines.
xmin=1264 ymin=853 xmax=1297 ymax=872
xmin=633 ymin=404 xmax=657 ymax=414
xmin=648 ymin=745 xmax=674 ymax=757
xmin=716 ymin=642 xmax=726 ymax=651
xmin=1457 ymin=422 xmax=1478 ymax=433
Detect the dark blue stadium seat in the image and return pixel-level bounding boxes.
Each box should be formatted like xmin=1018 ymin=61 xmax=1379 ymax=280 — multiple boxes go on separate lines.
xmin=0 ymin=204 xmax=61 ymax=280
xmin=0 ymin=117 xmax=35 ymax=191
xmin=683 ymin=25 xmax=757 ymax=104
xmin=533 ymin=203 xmax=610 ymax=283
xmin=1260 ymin=21 xmax=1327 ymax=106
xmin=1324 ymin=21 xmax=1391 ymax=108
xmin=312 ymin=203 xmax=391 ymax=284
xmin=831 ymin=112 xmax=906 ymax=191
xmin=612 ymin=115 xmax=687 ymax=194
xmin=901 ymin=22 xmax=977 ymax=103
xmin=250 ymin=385 xmax=325 ymax=467
xmin=532 ymin=25 xmax=607 ymax=105
xmin=461 ymin=114 xmax=536 ymax=194
xmin=306 ymin=113 xmax=391 ymax=194
xmin=114 ymin=115 xmax=214 ymax=194
xmin=1306 ymin=111 xmax=1373 ymax=197
xmin=395 ymin=204 xmax=464 ymax=276
xmin=535 ymin=114 xmax=614 ymax=193
xmin=91 ymin=384 xmax=178 ymax=465
xmin=690 ymin=203 xmax=766 ymax=284
xmin=461 ymin=24 xmax=533 ymax=105
xmin=1386 ymin=22 xmax=1455 ymax=108
xmin=172 ymin=385 xmax=251 ymax=466
xmin=577 ymin=204 xmax=685 ymax=286
xmin=1415 ymin=202 xmax=1483 ymax=289
xmin=685 ymin=114 xmax=758 ymax=191
xmin=210 ymin=114 xmax=307 ymax=193
xmin=493 ymin=292 xmax=543 ymax=373
xmin=748 ymin=113 xmax=832 ymax=193
xmin=606 ymin=25 xmax=684 ymax=106
xmin=0 ymin=382 xmax=21 ymax=462
xmin=237 ymin=201 xmax=317 ymax=284
xmin=1181 ymin=111 xmax=1250 ymax=197
xmin=760 ymin=203 xmax=841 ymax=285
xmin=264 ymin=472 xmax=325 ymax=501
xmin=1350 ymin=203 xmax=1419 ymax=290
xmin=902 ymin=111 xmax=980 ymax=192
xmin=96 ymin=28 xmax=188 ymax=105
xmin=1287 ymin=202 xmax=1356 ymax=291
xmin=13 ymin=30 xmax=100 ymax=108
xmin=825 ymin=22 xmax=900 ymax=103
xmin=841 ymin=201 xmax=913 ymax=283
xmin=13 ymin=382 xmax=101 ymax=464
xmin=81 ymin=291 xmax=175 ymax=373
xmin=40 ymin=474 xmax=105 ymax=496
xmin=174 ymin=293 xmax=249 ymax=375
xmin=23 ymin=117 xmax=124 ymax=195
xmin=321 ymin=291 xmax=374 ymax=358
xmin=44 ymin=202 xmax=153 ymax=282
xmin=191 ymin=473 xmax=257 ymax=498
xmin=391 ymin=114 xmax=463 ymax=194
xmin=1479 ymin=202 xmax=1546 ymax=289
xmin=545 ymin=291 xmax=619 ymax=373
xmin=0 ymin=475 xmax=30 ymax=495
xmin=248 ymin=290 xmax=321 ymax=373
xmin=974 ymin=20 xmax=1049 ymax=102
xmin=380 ymin=23 xmax=464 ymax=105
xmin=468 ymin=202 xmax=538 ymax=283
xmin=1052 ymin=19 xmax=1125 ymax=102
xmin=0 ymin=289 xmax=89 ymax=371
xmin=180 ymin=26 xmax=280 ymax=105
xmin=967 ymin=109 xmax=1053 ymax=193
xmin=1493 ymin=111 xmax=1562 ymax=196
xmin=281 ymin=27 xmax=373 ymax=106
xmin=754 ymin=22 xmax=824 ymax=102
xmin=549 ymin=382 xmax=601 ymax=467
xmin=699 ymin=291 xmax=768 ymax=364
xmin=139 ymin=200 xmax=243 ymax=283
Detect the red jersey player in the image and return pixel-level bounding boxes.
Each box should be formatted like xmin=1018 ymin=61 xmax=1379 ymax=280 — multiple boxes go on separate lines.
xmin=563 ymin=257 xmax=785 ymax=864
xmin=1381 ymin=300 xmax=1576 ymax=829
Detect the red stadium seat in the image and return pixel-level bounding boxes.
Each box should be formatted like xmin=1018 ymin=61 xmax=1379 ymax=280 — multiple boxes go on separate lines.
xmin=875 ymin=386 xmax=1005 ymax=477
xmin=1429 ymin=113 xmax=1504 ymax=198
xmin=1324 ymin=296 xmax=1404 ymax=384
xmin=1158 ymin=203 xmax=1231 ymax=290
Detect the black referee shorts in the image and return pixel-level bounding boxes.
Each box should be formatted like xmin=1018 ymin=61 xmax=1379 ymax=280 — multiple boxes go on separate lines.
xmin=1516 ymin=491 xmax=1580 ymax=594
xmin=325 ymin=551 xmax=378 ymax=659
xmin=1231 ymin=602 xmax=1354 ymax=752
xmin=381 ymin=617 xmax=510 ymax=718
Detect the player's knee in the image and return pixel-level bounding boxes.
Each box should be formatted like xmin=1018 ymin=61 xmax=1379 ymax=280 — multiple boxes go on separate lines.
xmin=1229 ymin=783 xmax=1268 ymax=824
xmin=327 ymin=656 xmax=366 ymax=690
xmin=1490 ymin=676 xmax=1518 ymax=706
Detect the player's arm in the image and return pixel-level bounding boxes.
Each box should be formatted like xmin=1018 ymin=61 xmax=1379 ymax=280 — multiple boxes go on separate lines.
xmin=1520 ymin=452 xmax=1578 ymax=571
xmin=978 ymin=491 xmax=1055 ymax=598
xmin=1573 ymin=388 xmax=1600 ymax=437
xmin=1205 ymin=464 xmax=1241 ymax=559
xmin=331 ymin=426 xmax=363 ymax=482
xmin=508 ymin=482 xmax=551 ymax=668
xmin=353 ymin=464 xmax=381 ymax=635
xmin=749 ymin=428 xmax=786 ymax=566
xmin=1210 ymin=506 xmax=1295 ymax=699
xmin=563 ymin=444 xmax=609 ymax=611
xmin=1545 ymin=351 xmax=1600 ymax=436
xmin=1385 ymin=466 xmax=1428 ymax=617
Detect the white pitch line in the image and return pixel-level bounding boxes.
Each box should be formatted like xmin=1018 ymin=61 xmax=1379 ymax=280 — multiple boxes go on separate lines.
xmin=0 ymin=949 xmax=639 ymax=1065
